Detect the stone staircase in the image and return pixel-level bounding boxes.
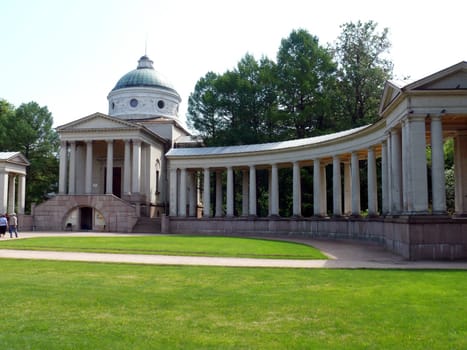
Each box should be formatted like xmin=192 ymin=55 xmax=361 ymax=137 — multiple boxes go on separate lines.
xmin=132 ymin=217 xmax=161 ymax=233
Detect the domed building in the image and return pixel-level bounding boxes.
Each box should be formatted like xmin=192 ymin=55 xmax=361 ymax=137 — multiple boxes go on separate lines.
xmin=32 ymin=57 xmax=467 ymax=260
xmin=34 ymin=55 xmax=197 ymax=232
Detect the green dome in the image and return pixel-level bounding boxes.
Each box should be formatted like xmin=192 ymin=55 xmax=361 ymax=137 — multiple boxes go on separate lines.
xmin=112 ymin=56 xmax=177 ymax=93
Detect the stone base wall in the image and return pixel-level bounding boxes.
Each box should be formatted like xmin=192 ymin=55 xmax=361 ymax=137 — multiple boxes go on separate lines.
xmin=165 ymin=215 xmax=467 ymax=261
xmin=33 ymin=195 xmax=138 ymax=233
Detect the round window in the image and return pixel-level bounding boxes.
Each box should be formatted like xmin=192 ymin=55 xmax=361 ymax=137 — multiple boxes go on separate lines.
xmin=157 ymin=100 xmax=165 ymax=109
xmin=130 ymin=98 xmax=138 ymax=108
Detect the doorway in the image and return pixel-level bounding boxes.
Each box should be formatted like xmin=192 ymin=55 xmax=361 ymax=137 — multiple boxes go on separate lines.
xmin=104 ymin=167 xmax=122 ymax=197
xmin=80 ymin=207 xmax=93 ymax=230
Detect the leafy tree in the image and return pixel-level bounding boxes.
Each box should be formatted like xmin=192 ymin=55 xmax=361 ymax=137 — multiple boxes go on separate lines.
xmin=187 ymin=54 xmax=279 ymax=146
xmin=0 ymin=99 xmax=15 ymax=148
xmin=0 ymin=101 xmax=59 ymax=211
xmin=187 ymin=72 xmax=225 ymax=145
xmin=333 ymin=20 xmax=393 ymax=128
xmin=275 ymin=29 xmax=337 ymax=139
xmin=216 ymin=54 xmax=279 ymax=145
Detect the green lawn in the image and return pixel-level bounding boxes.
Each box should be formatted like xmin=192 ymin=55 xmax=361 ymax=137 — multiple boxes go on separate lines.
xmin=0 ymin=235 xmax=327 ymax=259
xmin=0 ymin=259 xmax=465 ymax=349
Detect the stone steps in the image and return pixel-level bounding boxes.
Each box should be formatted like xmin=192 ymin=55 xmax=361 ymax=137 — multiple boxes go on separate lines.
xmin=132 ymin=217 xmax=161 ymax=233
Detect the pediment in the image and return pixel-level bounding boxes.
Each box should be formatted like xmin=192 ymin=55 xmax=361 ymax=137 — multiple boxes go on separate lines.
xmin=404 ymin=61 xmax=467 ymax=91
xmin=379 ymin=81 xmax=402 ymax=115
xmin=57 ymin=113 xmax=138 ymax=132
xmin=0 ymin=152 xmax=30 ymax=166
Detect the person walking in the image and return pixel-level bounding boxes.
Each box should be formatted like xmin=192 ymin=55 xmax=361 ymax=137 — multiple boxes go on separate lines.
xmin=0 ymin=214 xmax=8 ymax=238
xmin=9 ymin=213 xmax=18 ymax=238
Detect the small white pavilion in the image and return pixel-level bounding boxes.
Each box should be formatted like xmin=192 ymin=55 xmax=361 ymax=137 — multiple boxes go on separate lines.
xmin=0 ymin=152 xmax=29 ymax=215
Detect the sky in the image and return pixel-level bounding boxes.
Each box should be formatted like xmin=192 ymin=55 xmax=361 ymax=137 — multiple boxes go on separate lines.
xmin=1 ymin=0 xmax=466 ymax=128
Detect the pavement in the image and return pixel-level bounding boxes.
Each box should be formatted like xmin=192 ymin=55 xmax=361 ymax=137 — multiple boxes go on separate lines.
xmin=0 ymin=231 xmax=466 ymax=270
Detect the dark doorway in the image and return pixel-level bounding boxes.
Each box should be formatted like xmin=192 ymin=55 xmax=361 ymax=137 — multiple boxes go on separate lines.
xmin=80 ymin=207 xmax=93 ymax=230
xmin=113 ymin=167 xmax=122 ymax=197
xmin=104 ymin=167 xmax=122 ymax=197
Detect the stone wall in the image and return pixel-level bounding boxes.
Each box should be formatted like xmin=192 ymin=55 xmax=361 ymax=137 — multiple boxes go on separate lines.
xmin=33 ymin=195 xmax=138 ymax=232
xmin=166 ymin=216 xmax=467 ymax=260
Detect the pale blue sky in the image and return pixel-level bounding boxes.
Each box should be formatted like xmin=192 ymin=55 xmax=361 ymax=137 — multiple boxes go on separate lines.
xmin=1 ymin=0 xmax=466 ymax=127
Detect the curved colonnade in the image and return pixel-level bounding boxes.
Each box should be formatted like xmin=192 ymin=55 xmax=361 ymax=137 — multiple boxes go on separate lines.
xmin=166 ymin=63 xmax=467 ymax=260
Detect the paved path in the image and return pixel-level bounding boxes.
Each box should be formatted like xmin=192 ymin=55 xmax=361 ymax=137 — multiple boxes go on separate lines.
xmin=0 ymin=232 xmax=466 ymax=270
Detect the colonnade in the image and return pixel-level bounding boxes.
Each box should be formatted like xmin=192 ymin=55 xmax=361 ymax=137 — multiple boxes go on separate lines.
xmin=58 ymin=139 xmax=143 ymax=196
xmin=168 ymin=114 xmax=458 ymax=219
xmin=0 ymin=171 xmax=26 ymax=215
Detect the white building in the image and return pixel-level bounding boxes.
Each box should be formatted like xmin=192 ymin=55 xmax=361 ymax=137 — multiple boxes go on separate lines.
xmin=0 ymin=152 xmax=29 ymax=215
xmin=34 ymin=57 xmax=467 ymax=260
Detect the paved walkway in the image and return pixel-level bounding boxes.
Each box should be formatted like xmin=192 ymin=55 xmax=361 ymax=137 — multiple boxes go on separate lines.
xmin=0 ymin=232 xmax=466 ymax=270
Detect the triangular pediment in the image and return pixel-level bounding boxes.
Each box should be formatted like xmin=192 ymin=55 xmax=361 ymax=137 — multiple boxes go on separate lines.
xmin=379 ymin=81 xmax=402 ymax=115
xmin=404 ymin=61 xmax=467 ymax=91
xmin=0 ymin=152 xmax=30 ymax=166
xmin=57 ymin=112 xmax=138 ymax=132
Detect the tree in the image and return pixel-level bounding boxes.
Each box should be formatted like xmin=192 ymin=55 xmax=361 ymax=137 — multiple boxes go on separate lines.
xmin=333 ymin=20 xmax=393 ymax=129
xmin=275 ymin=29 xmax=337 ymax=139
xmin=187 ymin=54 xmax=279 ymax=146
xmin=0 ymin=99 xmax=15 ymax=148
xmin=0 ymin=101 xmax=59 ymax=211
xmin=187 ymin=72 xmax=225 ymax=145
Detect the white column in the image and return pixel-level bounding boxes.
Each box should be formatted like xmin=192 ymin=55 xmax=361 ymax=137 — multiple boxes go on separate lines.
xmin=351 ymin=152 xmax=361 ymax=216
xmin=320 ymin=164 xmax=327 ymax=216
xmin=0 ymin=171 xmax=7 ymax=214
xmin=169 ymin=168 xmax=178 ymax=216
xmin=215 ymin=170 xmax=223 ymax=217
xmin=226 ymin=166 xmax=234 ymax=217
xmin=8 ymin=175 xmax=16 ymax=214
xmin=123 ymin=140 xmax=131 ymax=195
xmin=18 ymin=174 xmax=26 ymax=214
xmin=386 ymin=134 xmax=393 ymax=213
xmin=106 ymin=140 xmax=114 ymax=194
xmin=332 ymin=155 xmax=342 ymax=216
xmin=390 ymin=129 xmax=402 ymax=214
xmin=367 ymin=147 xmax=378 ymax=216
xmin=0 ymin=171 xmax=7 ymax=213
xmin=58 ymin=140 xmax=67 ymax=194
xmin=270 ymin=164 xmax=279 ymax=216
xmin=179 ymin=168 xmax=187 ymax=217
xmin=407 ymin=116 xmax=428 ymax=213
xmin=249 ymin=165 xmax=257 ymax=216
xmin=242 ymin=169 xmax=249 ymax=216
xmin=203 ymin=168 xmax=211 ymax=217
xmin=68 ymin=141 xmax=76 ymax=195
xmin=292 ymin=161 xmax=301 ymax=216
xmin=313 ymin=159 xmax=321 ymax=216
xmin=431 ymin=116 xmax=446 ymax=214
xmin=132 ymin=140 xmax=141 ymax=193
xmin=401 ymin=120 xmax=411 ymax=212
xmin=343 ymin=161 xmax=351 ymax=215
xmin=381 ymin=140 xmax=389 ymax=215
xmin=85 ymin=141 xmax=93 ymax=194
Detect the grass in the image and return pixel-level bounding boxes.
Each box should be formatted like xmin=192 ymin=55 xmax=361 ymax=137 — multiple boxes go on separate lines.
xmin=0 ymin=259 xmax=465 ymax=349
xmin=0 ymin=235 xmax=328 ymax=259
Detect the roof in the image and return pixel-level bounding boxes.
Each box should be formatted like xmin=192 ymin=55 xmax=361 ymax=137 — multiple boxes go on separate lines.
xmin=112 ymin=55 xmax=179 ymax=95
xmin=167 ymin=126 xmax=368 ymax=157
xmin=0 ymin=152 xmax=30 ymax=166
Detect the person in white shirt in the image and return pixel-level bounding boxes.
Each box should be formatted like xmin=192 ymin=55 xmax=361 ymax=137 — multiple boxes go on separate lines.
xmin=9 ymin=213 xmax=18 ymax=238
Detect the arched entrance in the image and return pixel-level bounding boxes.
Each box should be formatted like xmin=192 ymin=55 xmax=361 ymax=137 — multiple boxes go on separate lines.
xmin=64 ymin=206 xmax=106 ymax=231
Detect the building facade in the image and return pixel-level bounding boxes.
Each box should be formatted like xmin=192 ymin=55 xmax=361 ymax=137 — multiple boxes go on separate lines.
xmin=0 ymin=152 xmax=29 ymax=215
xmin=33 ymin=58 xmax=467 ymax=260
